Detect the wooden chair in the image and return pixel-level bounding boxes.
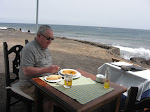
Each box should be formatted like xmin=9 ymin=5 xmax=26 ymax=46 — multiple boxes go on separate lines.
xmin=3 ymin=40 xmax=34 ymax=112
xmin=122 ymin=87 xmax=138 ymax=112
xmin=25 ymin=40 xmax=29 ymax=45
xmin=122 ymin=87 xmax=150 ymax=112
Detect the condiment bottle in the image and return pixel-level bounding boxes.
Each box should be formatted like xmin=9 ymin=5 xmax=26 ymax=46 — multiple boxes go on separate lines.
xmin=104 ymin=67 xmax=111 ymax=89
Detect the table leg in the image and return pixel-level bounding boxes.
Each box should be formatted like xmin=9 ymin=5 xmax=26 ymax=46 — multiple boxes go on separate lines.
xmin=115 ymin=95 xmax=121 ymax=112
xmin=35 ymin=88 xmax=44 ymax=112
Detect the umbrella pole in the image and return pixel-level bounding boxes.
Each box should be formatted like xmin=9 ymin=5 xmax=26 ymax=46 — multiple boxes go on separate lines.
xmin=36 ymin=0 xmax=39 ymax=36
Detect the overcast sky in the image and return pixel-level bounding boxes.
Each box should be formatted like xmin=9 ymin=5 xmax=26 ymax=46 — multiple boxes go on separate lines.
xmin=0 ymin=0 xmax=150 ymax=30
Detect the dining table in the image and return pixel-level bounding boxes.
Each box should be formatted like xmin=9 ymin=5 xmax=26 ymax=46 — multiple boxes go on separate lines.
xmin=97 ymin=61 xmax=150 ymax=101
xmin=30 ymin=69 xmax=127 ymax=112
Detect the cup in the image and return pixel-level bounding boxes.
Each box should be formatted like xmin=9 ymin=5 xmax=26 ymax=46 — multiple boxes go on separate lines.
xmin=64 ymin=74 xmax=73 ymax=88
xmin=96 ymin=74 xmax=105 ymax=83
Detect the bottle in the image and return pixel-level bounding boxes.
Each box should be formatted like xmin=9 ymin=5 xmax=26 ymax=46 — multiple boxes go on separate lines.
xmin=104 ymin=67 xmax=111 ymax=89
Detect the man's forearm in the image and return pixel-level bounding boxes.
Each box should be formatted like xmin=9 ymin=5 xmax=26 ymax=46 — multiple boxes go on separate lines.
xmin=23 ymin=65 xmax=60 ymax=77
xmin=23 ymin=66 xmax=49 ymax=77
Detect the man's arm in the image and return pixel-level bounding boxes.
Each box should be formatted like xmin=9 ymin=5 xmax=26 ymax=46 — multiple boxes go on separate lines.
xmin=23 ymin=65 xmax=60 ymax=77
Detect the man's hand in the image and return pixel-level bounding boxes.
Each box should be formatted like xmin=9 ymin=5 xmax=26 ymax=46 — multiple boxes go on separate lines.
xmin=48 ymin=65 xmax=60 ymax=73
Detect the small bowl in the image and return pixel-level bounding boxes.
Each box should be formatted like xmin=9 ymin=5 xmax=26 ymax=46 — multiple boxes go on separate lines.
xmin=96 ymin=74 xmax=105 ymax=83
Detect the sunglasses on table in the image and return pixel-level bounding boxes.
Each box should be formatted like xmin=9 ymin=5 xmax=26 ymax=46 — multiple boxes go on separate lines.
xmin=41 ymin=34 xmax=54 ymax=40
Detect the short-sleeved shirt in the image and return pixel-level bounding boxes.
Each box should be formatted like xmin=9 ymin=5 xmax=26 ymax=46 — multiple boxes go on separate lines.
xmin=19 ymin=38 xmax=52 ymax=85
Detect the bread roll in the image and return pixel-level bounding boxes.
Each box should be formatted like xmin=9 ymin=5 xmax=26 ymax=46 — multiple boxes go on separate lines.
xmin=46 ymin=75 xmax=61 ymax=80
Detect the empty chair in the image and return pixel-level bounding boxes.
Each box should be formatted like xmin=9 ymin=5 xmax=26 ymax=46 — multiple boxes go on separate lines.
xmin=121 ymin=87 xmax=150 ymax=112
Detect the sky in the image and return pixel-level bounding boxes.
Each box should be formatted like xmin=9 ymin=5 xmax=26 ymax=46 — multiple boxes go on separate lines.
xmin=0 ymin=0 xmax=150 ymax=30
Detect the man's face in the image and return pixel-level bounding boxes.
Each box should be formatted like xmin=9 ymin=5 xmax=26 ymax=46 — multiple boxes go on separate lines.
xmin=39 ymin=29 xmax=53 ymax=49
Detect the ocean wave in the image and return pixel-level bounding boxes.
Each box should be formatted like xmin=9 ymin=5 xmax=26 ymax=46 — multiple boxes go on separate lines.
xmin=114 ymin=46 xmax=150 ymax=60
xmin=0 ymin=27 xmax=7 ymax=29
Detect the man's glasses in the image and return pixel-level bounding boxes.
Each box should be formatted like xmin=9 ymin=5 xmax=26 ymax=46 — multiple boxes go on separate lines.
xmin=41 ymin=34 xmax=54 ymax=40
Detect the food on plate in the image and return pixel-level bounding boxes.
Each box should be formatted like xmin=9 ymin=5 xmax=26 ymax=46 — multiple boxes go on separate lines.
xmin=46 ymin=75 xmax=61 ymax=80
xmin=62 ymin=70 xmax=77 ymax=75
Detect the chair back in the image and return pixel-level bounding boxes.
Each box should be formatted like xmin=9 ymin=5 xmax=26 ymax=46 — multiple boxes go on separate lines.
xmin=3 ymin=42 xmax=23 ymax=87
xmin=25 ymin=40 xmax=29 ymax=45
xmin=123 ymin=87 xmax=138 ymax=112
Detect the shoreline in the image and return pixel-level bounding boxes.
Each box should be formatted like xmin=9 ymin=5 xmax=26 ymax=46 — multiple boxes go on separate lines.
xmin=56 ymin=36 xmax=120 ymax=56
xmin=0 ymin=29 xmax=149 ymax=74
xmin=0 ymin=29 xmax=121 ymax=74
xmin=0 ymin=28 xmax=120 ymax=56
xmin=1 ymin=23 xmax=150 ymax=61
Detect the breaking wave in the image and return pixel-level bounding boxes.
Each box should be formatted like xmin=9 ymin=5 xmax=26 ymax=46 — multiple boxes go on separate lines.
xmin=114 ymin=46 xmax=150 ymax=60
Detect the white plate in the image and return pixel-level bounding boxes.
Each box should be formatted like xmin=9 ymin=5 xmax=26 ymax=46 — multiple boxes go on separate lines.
xmin=44 ymin=76 xmax=62 ymax=83
xmin=58 ymin=69 xmax=81 ymax=79
xmin=59 ymin=69 xmax=78 ymax=76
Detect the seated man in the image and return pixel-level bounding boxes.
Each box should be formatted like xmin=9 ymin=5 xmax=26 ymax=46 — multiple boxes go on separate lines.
xmin=19 ymin=25 xmax=60 ymax=112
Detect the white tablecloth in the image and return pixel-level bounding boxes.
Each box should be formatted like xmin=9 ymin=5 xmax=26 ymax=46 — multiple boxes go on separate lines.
xmin=97 ymin=62 xmax=150 ymax=101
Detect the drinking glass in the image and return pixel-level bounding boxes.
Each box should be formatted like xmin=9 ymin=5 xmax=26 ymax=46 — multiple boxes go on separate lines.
xmin=64 ymin=74 xmax=73 ymax=88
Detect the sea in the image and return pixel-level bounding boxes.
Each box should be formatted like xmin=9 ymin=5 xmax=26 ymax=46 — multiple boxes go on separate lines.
xmin=0 ymin=23 xmax=150 ymax=60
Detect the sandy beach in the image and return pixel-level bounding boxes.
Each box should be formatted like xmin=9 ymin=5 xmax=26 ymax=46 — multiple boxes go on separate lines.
xmin=0 ymin=29 xmax=149 ymax=111
xmin=0 ymin=29 xmax=123 ymax=74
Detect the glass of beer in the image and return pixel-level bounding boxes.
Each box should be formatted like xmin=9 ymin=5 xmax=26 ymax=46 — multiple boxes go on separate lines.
xmin=64 ymin=74 xmax=73 ymax=88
